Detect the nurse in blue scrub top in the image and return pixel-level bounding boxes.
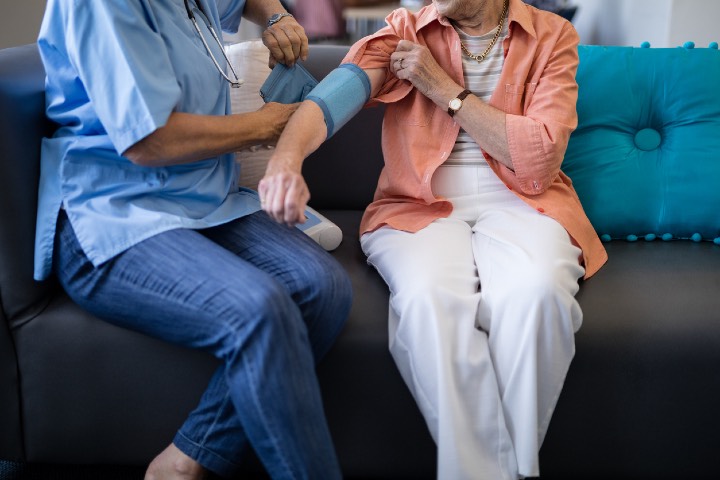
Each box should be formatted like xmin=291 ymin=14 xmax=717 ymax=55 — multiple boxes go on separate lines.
xmin=35 ymin=1 xmax=352 ymax=479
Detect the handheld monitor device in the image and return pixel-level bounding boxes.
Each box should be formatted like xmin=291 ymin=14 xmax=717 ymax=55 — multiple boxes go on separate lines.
xmin=296 ymin=206 xmax=343 ymax=251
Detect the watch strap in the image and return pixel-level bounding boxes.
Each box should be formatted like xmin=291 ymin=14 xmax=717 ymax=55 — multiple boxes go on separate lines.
xmin=448 ymin=89 xmax=472 ymax=117
xmin=267 ymin=12 xmax=293 ymax=27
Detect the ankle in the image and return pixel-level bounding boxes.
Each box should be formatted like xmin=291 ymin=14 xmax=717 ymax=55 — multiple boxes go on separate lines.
xmin=145 ymin=443 xmax=207 ymax=480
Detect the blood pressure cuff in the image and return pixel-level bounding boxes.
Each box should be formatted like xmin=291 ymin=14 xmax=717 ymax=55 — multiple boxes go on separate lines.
xmin=306 ymin=63 xmax=371 ymax=139
xmin=260 ymin=61 xmax=318 ymax=104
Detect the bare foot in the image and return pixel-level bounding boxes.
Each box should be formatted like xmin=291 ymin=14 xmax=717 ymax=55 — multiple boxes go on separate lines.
xmin=145 ymin=443 xmax=208 ymax=480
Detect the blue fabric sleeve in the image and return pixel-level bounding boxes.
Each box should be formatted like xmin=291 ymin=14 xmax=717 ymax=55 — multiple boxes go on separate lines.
xmin=306 ymin=64 xmax=371 ymax=139
xmin=216 ymin=0 xmax=247 ymax=34
xmin=57 ymin=0 xmax=182 ymax=154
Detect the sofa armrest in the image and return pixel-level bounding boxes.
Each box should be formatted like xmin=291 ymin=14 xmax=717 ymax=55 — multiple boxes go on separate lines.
xmin=0 ymin=44 xmax=57 ymax=322
xmin=0 ymin=43 xmax=57 ymax=460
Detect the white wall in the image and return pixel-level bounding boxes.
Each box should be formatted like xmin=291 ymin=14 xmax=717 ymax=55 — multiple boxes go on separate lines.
xmin=0 ymin=0 xmax=258 ymax=49
xmin=573 ymin=0 xmax=719 ymax=47
xmin=668 ymin=0 xmax=720 ymax=48
xmin=1 ymin=1 xmax=47 ymax=49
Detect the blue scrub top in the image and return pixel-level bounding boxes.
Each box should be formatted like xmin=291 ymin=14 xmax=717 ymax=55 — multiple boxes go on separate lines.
xmin=34 ymin=0 xmax=257 ymax=281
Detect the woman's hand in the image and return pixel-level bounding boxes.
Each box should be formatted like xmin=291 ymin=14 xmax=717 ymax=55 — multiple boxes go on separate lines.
xmin=390 ymin=40 xmax=458 ymax=105
xmin=389 ymin=42 xmax=514 ymax=169
xmin=263 ymin=16 xmax=309 ymax=68
xmin=258 ymin=156 xmax=309 ymax=226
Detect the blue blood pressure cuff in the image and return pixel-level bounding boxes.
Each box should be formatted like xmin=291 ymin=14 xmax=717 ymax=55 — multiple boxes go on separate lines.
xmin=260 ymin=62 xmax=318 ymax=104
xmin=306 ymin=64 xmax=371 ymax=139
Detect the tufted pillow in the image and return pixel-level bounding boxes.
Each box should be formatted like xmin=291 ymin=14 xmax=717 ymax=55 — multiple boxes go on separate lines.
xmin=225 ymin=39 xmax=273 ymax=190
xmin=562 ymin=43 xmax=720 ymax=244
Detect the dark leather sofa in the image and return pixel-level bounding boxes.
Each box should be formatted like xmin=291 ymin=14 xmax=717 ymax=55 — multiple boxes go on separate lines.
xmin=2 ymin=42 xmax=720 ymax=479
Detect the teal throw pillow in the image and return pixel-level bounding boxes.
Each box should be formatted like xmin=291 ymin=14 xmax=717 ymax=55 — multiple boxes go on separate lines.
xmin=562 ymin=44 xmax=720 ymax=243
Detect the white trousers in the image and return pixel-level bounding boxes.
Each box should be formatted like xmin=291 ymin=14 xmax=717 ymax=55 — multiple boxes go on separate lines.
xmin=360 ymin=166 xmax=585 ymax=480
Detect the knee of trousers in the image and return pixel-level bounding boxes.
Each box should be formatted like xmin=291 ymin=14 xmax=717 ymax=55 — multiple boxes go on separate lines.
xmin=390 ymin=259 xmax=478 ymax=313
xmin=482 ymin=266 xmax=582 ymax=333
xmin=213 ymin=282 xmax=310 ymax=359
xmin=489 ymin=256 xmax=580 ymax=301
xmin=391 ymin=284 xmax=481 ymax=343
xmin=310 ymin=257 xmax=353 ymax=318
xmin=290 ymin=251 xmax=353 ymax=313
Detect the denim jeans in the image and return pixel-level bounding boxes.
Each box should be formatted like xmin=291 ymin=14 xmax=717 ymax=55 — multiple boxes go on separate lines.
xmin=54 ymin=210 xmax=352 ymax=479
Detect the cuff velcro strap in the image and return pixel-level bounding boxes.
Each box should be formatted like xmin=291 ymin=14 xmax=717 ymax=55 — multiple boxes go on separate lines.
xmin=306 ymin=64 xmax=371 ymax=139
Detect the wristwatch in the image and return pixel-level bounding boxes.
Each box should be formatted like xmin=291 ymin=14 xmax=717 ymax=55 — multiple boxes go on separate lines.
xmin=448 ymin=89 xmax=472 ymax=117
xmin=267 ymin=12 xmax=293 ymax=27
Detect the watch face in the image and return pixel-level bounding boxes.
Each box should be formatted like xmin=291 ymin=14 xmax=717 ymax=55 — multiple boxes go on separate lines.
xmin=268 ymin=13 xmax=293 ymax=27
xmin=449 ymin=98 xmax=463 ymax=111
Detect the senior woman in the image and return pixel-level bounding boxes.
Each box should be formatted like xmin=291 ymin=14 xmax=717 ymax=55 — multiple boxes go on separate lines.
xmin=35 ymin=0 xmax=352 ymax=479
xmin=260 ymin=0 xmax=607 ymax=478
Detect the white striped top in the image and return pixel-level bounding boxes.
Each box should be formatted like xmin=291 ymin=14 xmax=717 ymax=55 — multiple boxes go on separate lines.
xmin=445 ymin=19 xmax=509 ymax=167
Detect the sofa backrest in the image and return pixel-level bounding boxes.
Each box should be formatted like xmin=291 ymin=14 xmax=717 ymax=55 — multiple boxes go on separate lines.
xmin=3 ymin=42 xmax=718 ymax=324
xmin=0 ymin=44 xmax=57 ymax=328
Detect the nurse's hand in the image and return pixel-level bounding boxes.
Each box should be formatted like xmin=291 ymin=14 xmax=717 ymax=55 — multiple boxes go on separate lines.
xmin=263 ymin=16 xmax=309 ymax=68
xmin=258 ymin=156 xmax=309 ymax=226
xmin=257 ymin=102 xmax=300 ymax=144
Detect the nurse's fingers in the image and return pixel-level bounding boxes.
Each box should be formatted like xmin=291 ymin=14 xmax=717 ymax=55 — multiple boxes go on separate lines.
xmin=263 ymin=18 xmax=308 ymax=66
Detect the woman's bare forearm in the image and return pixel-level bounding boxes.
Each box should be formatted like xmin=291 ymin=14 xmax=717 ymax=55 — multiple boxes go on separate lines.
xmin=267 ymin=101 xmax=327 ymax=171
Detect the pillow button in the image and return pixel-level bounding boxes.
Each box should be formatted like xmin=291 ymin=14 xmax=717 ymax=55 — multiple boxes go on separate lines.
xmin=634 ymin=128 xmax=662 ymax=151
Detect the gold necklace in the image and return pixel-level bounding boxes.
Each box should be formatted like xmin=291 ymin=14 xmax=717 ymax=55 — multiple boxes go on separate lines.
xmin=459 ymin=0 xmax=509 ymax=63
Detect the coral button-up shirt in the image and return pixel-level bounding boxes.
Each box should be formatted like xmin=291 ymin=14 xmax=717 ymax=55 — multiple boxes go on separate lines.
xmin=342 ymin=0 xmax=606 ymax=278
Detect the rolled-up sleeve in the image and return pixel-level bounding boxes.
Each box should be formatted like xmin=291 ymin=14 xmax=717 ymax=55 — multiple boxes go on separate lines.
xmin=217 ymin=0 xmax=246 ymax=34
xmin=505 ymin=21 xmax=579 ymax=195
xmin=60 ymin=0 xmax=182 ymax=155
xmin=342 ymin=11 xmax=415 ymax=105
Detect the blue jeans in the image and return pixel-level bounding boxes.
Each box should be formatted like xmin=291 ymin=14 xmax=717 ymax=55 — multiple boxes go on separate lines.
xmin=54 ymin=210 xmax=352 ymax=479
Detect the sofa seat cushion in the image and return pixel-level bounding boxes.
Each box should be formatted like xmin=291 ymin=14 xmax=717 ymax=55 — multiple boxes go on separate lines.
xmin=541 ymin=240 xmax=720 ymax=477
xmin=12 ymin=294 xmax=218 ymax=464
xmin=563 ymin=44 xmax=720 ymax=243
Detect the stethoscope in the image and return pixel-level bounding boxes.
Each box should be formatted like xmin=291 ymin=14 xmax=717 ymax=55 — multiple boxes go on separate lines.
xmin=183 ymin=0 xmax=242 ymax=88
